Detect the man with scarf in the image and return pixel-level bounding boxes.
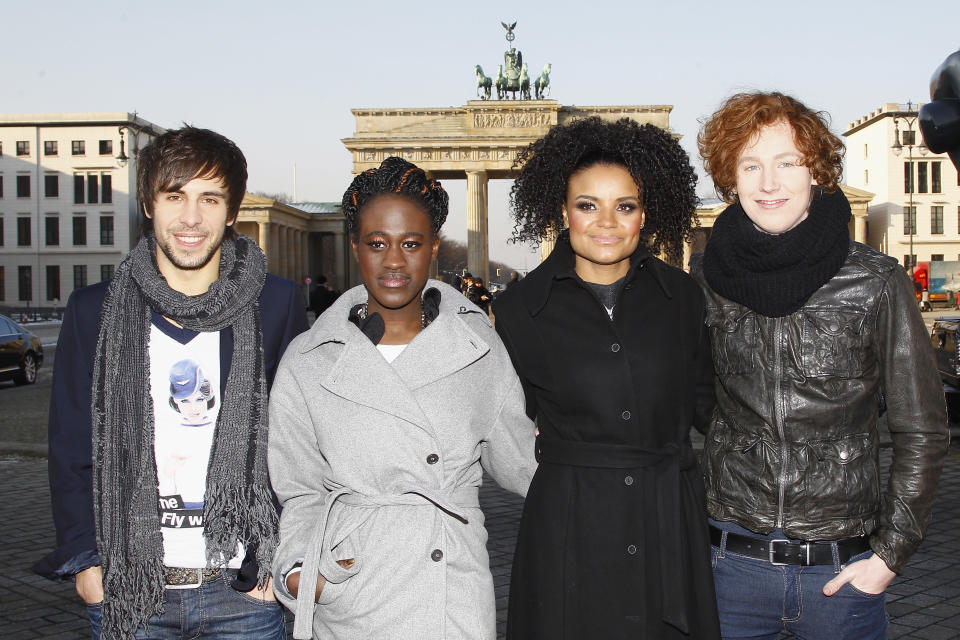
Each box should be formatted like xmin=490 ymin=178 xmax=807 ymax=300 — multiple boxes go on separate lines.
xmin=33 ymin=126 xmax=308 ymax=639
xmin=691 ymin=92 xmax=949 ymax=640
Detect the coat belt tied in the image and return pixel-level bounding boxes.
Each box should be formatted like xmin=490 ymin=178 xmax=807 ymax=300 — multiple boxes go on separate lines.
xmin=536 ymin=437 xmax=696 ymax=634
xmin=292 ymin=484 xmax=480 ymax=639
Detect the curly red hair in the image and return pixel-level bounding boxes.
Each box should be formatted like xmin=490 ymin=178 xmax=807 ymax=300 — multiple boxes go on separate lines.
xmin=698 ymin=92 xmax=845 ymax=203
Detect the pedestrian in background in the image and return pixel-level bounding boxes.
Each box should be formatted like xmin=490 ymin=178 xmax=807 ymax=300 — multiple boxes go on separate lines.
xmin=268 ymin=157 xmax=536 ymax=639
xmin=693 ymin=91 xmax=949 ymax=639
xmin=494 ymin=117 xmax=720 ymax=639
xmin=34 ymin=127 xmax=307 ymax=639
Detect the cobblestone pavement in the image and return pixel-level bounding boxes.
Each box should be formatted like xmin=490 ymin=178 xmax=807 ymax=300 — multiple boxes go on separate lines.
xmin=3 ymin=445 xmax=960 ymax=639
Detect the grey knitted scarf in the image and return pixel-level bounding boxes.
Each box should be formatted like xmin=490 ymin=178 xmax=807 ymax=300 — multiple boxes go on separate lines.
xmin=91 ymin=233 xmax=277 ymax=640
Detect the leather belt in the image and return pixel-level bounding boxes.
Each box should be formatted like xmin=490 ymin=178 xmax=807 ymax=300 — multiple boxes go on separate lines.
xmin=710 ymin=525 xmax=871 ymax=566
xmin=163 ymin=567 xmax=226 ymax=589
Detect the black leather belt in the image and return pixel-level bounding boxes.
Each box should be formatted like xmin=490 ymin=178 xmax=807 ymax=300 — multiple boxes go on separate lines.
xmin=710 ymin=525 xmax=871 ymax=566
xmin=163 ymin=567 xmax=226 ymax=589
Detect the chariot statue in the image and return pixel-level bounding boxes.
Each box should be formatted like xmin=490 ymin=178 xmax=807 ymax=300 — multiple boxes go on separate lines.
xmin=475 ymin=64 xmax=492 ymax=100
xmin=535 ymin=63 xmax=552 ymax=99
xmin=474 ymin=21 xmax=551 ymax=101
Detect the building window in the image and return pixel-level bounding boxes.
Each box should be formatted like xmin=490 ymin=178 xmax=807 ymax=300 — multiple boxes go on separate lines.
xmin=18 ymin=266 xmax=32 ymax=301
xmin=100 ymin=264 xmax=114 ymax=282
xmin=46 ymin=265 xmax=60 ymax=301
xmin=87 ymin=175 xmax=99 ymax=204
xmin=100 ymin=215 xmax=114 ymax=245
xmin=73 ymin=264 xmax=87 ymax=289
xmin=73 ymin=216 xmax=87 ymax=246
xmin=864 ymin=169 xmax=868 ymax=185
xmin=44 ymin=141 xmax=58 ymax=156
xmin=918 ymin=162 xmax=928 ymax=193
xmin=904 ymin=255 xmax=917 ymax=270
xmin=44 ymin=174 xmax=59 ymax=198
xmin=0 ymin=142 xmax=3 ymax=156
xmin=0 ymin=218 xmax=4 ymax=246
xmin=904 ymin=162 xmax=914 ymax=193
xmin=0 ymin=175 xmax=3 ymax=198
xmin=932 ymin=162 xmax=942 ymax=193
xmin=71 ymin=140 xmax=85 ymax=156
xmin=0 ymin=266 xmax=4 ymax=301
xmin=16 ymin=141 xmax=29 ymax=156
xmin=932 ymin=254 xmax=945 ymax=261
xmin=903 ymin=206 xmax=917 ymax=235
xmin=73 ymin=265 xmax=87 ymax=289
xmin=45 ymin=216 xmax=59 ymax=246
xmin=17 ymin=175 xmax=30 ymax=198
xmin=932 ymin=206 xmax=944 ymax=234
xmin=864 ymin=144 xmax=868 ymax=159
xmin=98 ymin=140 xmax=113 ymax=155
xmin=17 ymin=217 xmax=31 ymax=247
xmin=101 ymin=174 xmax=112 ymax=204
xmin=74 ymin=174 xmax=84 ymax=204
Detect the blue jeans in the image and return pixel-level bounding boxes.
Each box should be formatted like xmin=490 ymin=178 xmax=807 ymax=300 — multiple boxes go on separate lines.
xmin=87 ymin=572 xmax=285 ymax=639
xmin=712 ymin=533 xmax=888 ymax=640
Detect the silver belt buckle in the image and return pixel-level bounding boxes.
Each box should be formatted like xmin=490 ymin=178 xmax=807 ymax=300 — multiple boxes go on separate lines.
xmin=768 ymin=539 xmax=791 ymax=565
xmin=165 ymin=568 xmax=203 ymax=590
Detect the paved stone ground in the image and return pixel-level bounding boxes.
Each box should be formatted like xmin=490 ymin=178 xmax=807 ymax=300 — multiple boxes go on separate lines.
xmin=3 ymin=446 xmax=960 ymax=639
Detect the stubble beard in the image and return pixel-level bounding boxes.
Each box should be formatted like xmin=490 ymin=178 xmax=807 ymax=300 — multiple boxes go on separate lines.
xmin=155 ymin=230 xmax=225 ymax=271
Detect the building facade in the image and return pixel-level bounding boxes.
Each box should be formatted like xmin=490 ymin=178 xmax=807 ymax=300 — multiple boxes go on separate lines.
xmin=844 ymin=103 xmax=960 ymax=267
xmin=0 ymin=112 xmax=162 ymax=313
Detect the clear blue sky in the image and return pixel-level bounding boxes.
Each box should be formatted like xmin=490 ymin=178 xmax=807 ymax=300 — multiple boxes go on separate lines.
xmin=6 ymin=0 xmax=959 ymax=272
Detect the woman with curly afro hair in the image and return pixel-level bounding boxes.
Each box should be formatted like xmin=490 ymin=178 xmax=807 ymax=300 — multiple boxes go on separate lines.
xmin=493 ymin=118 xmax=720 ymax=639
xmin=268 ymin=157 xmax=537 ymax=640
xmin=692 ymin=93 xmax=947 ymax=640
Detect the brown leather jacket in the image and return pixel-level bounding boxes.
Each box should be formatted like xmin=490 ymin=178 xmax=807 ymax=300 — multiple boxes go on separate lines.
xmin=691 ymin=243 xmax=949 ymax=574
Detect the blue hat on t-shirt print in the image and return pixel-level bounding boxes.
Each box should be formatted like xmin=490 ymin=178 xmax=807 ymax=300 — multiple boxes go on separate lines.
xmin=169 ymin=359 xmax=204 ymax=400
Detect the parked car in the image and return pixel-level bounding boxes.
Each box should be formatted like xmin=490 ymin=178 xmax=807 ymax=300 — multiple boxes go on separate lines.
xmin=930 ymin=316 xmax=960 ymax=422
xmin=0 ymin=314 xmax=44 ymax=385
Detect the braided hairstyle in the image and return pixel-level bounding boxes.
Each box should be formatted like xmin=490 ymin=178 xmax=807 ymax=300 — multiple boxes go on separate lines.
xmin=510 ymin=117 xmax=699 ymax=264
xmin=342 ymin=157 xmax=449 ymax=238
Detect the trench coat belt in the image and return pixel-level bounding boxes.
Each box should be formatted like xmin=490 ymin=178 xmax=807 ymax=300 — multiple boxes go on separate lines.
xmin=292 ymin=485 xmax=480 ymax=639
xmin=537 ymin=438 xmax=697 ymax=635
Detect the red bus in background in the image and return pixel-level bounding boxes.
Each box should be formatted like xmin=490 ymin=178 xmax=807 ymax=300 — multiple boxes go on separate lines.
xmin=913 ymin=261 xmax=960 ymax=310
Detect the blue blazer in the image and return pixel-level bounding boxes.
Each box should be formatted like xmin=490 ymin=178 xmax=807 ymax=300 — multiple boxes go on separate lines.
xmin=33 ymin=273 xmax=308 ymax=581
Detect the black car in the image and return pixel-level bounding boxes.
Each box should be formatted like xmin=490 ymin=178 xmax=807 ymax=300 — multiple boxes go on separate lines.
xmin=930 ymin=317 xmax=960 ymax=422
xmin=0 ymin=314 xmax=44 ymax=385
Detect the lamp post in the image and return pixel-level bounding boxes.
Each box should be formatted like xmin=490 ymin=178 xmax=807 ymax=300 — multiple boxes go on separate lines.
xmin=891 ymin=102 xmax=929 ymax=275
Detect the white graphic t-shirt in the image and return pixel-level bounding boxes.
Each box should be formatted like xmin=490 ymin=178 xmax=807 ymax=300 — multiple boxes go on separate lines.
xmin=148 ymin=315 xmax=243 ymax=569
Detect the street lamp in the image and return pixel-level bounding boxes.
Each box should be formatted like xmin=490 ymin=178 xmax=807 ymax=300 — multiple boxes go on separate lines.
xmin=115 ymin=125 xmax=129 ymax=167
xmin=891 ymin=102 xmax=929 ymax=275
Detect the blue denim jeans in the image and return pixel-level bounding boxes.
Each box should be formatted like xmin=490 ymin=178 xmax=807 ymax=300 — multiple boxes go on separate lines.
xmin=87 ymin=572 xmax=285 ymax=639
xmin=712 ymin=532 xmax=888 ymax=640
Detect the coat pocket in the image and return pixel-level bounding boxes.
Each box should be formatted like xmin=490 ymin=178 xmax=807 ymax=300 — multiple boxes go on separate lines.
xmin=799 ymin=433 xmax=879 ymax=520
xmin=705 ymin=306 xmax=758 ymax=376
xmin=800 ymin=308 xmax=873 ymax=378
xmin=703 ymin=421 xmax=764 ymax=512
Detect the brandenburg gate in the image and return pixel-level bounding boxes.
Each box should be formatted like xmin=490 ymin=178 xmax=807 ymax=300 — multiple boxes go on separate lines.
xmin=341 ymin=100 xmax=672 ymax=284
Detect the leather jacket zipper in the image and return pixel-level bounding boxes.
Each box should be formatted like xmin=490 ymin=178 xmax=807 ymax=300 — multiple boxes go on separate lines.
xmin=774 ymin=315 xmax=787 ymax=528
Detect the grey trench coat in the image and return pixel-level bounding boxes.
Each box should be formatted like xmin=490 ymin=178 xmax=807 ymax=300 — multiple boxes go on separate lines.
xmin=269 ymin=281 xmax=537 ymax=639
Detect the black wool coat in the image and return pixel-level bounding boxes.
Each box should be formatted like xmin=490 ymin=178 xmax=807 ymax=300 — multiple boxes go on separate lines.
xmin=492 ymin=237 xmax=720 ymax=640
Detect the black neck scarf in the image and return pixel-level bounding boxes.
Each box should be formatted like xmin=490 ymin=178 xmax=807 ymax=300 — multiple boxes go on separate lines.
xmin=703 ymin=188 xmax=852 ymax=317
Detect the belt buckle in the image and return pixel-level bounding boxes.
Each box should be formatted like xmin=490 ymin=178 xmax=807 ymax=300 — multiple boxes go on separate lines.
xmin=165 ymin=568 xmax=203 ymax=590
xmin=768 ymin=539 xmax=792 ymax=565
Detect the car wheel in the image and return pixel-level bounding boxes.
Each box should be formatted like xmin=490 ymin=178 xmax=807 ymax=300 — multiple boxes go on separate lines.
xmin=14 ymin=353 xmax=37 ymax=385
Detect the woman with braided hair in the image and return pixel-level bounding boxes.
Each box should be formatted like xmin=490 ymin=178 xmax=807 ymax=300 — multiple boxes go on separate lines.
xmin=493 ymin=117 xmax=720 ymax=639
xmin=268 ymin=156 xmax=537 ymax=639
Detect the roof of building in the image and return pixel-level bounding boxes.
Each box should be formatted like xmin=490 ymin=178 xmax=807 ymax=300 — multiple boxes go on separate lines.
xmin=289 ymin=202 xmax=342 ymax=215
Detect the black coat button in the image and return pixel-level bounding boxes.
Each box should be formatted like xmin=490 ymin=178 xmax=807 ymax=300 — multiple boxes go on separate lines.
xmin=431 ymin=549 xmax=443 ymax=562
xmin=624 ymin=475 xmax=634 ymax=486
xmin=611 ymin=343 xmax=621 ymax=353
xmin=426 ymin=453 xmax=439 ymax=465
xmin=621 ymin=410 xmax=631 ymax=420
xmin=627 ymin=544 xmax=637 ymax=555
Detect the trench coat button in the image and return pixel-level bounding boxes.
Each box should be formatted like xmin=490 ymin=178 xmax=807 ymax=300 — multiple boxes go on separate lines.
xmin=431 ymin=549 xmax=443 ymax=562
xmin=839 ymin=450 xmax=849 ymax=461
xmin=621 ymin=410 xmax=631 ymax=421
xmin=611 ymin=343 xmax=621 ymax=353
xmin=627 ymin=544 xmax=637 ymax=555
xmin=829 ymin=322 xmax=840 ymax=332
xmin=624 ymin=475 xmax=634 ymax=486
xmin=426 ymin=453 xmax=439 ymax=465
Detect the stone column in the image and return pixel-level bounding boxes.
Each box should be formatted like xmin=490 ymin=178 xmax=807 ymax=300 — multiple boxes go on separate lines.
xmin=540 ymin=230 xmax=556 ymax=262
xmin=682 ymin=239 xmax=693 ymax=271
xmin=294 ymin=229 xmax=303 ymax=283
xmin=466 ymin=170 xmax=489 ymax=284
xmin=854 ymin=214 xmax=867 ymax=244
xmin=257 ymin=221 xmax=270 ymax=258
xmin=286 ymin=227 xmax=296 ymax=280
xmin=333 ymin=231 xmax=347 ymax=291
xmin=277 ymin=225 xmax=287 ymax=279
